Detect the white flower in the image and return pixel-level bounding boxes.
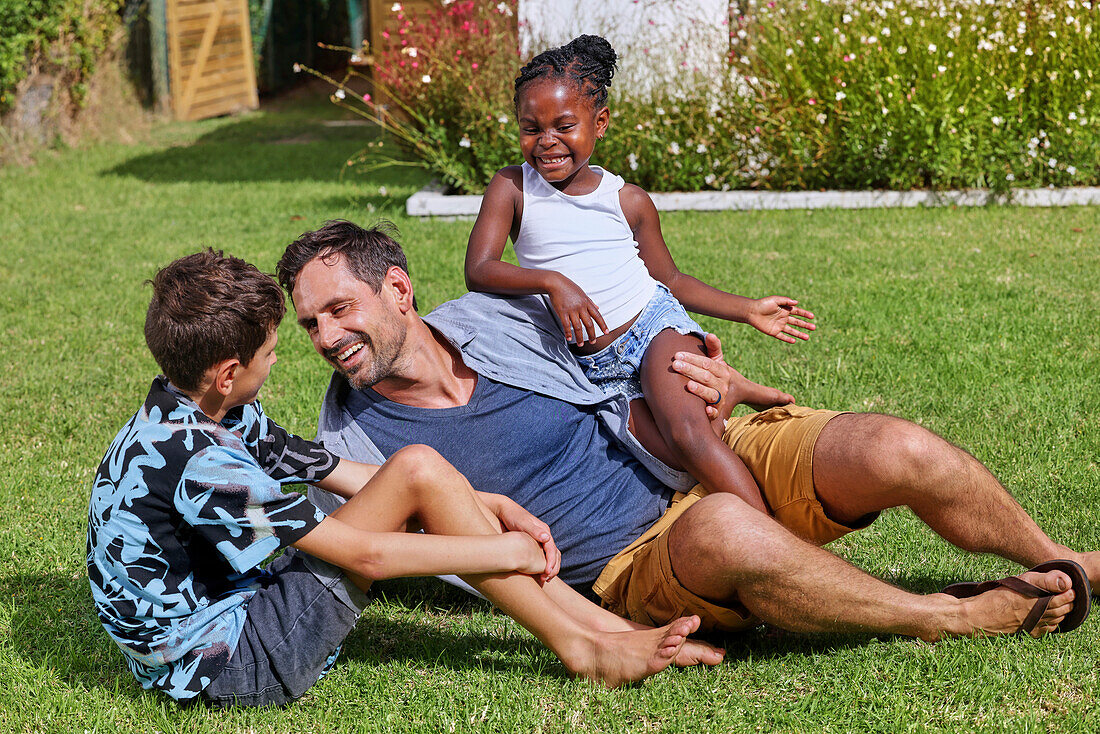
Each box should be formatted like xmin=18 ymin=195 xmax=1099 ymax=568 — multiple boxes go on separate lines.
xmin=816 ymin=113 xmax=828 ymax=124
xmin=497 ymin=1 xmax=512 ymax=15
xmin=1006 ymin=173 xmax=1016 ymax=181
xmin=928 ymin=43 xmax=937 ymax=52
xmin=897 ymin=46 xmax=907 ymax=54
xmin=947 ymin=51 xmax=954 ymax=58
xmin=1069 ymin=112 xmax=1078 ymax=120
xmin=867 ymin=35 xmax=878 ymax=44
xmin=458 ymin=136 xmax=471 ymax=148
xmin=391 ymin=2 xmax=402 ymax=11
xmin=334 ymin=88 xmax=346 ymax=99
xmin=1067 ymin=165 xmax=1078 ymax=175
xmin=669 ymin=142 xmax=681 ymax=155
xmin=421 ymin=74 xmax=431 ymax=83
xmin=696 ymin=143 xmax=707 ymax=153
xmin=1025 ymin=47 xmax=1034 ymax=55
xmin=498 ymin=114 xmax=509 ymax=124
xmin=378 ymin=185 xmax=388 ymax=196
xmin=991 ymin=116 xmax=1003 ymax=125
xmin=293 ymin=63 xmax=301 ymax=73
xmin=937 ymin=65 xmax=947 ymax=72
xmin=1048 ymin=158 xmax=1058 ymax=168
xmin=1067 ymin=15 xmax=1076 ymax=23
xmin=401 ymin=47 xmax=418 ymax=57
xmin=881 ymin=107 xmax=889 ymax=115
xmin=656 ymin=107 xmax=665 ymax=116
xmin=627 ymin=152 xmax=639 ymax=170
xmin=903 ymin=16 xmax=913 ymax=25
xmin=842 ymin=13 xmax=852 ymax=23
xmin=704 ymin=173 xmax=716 ymax=185
xmin=786 ymin=47 xmax=794 ymax=56
xmin=836 ymin=91 xmax=847 ymax=100
xmin=881 ymin=27 xmax=891 ymax=36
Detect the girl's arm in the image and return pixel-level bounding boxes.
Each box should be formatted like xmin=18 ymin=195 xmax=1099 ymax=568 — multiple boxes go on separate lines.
xmin=623 ymin=185 xmax=815 ymax=341
xmin=465 ymin=168 xmax=608 ymax=344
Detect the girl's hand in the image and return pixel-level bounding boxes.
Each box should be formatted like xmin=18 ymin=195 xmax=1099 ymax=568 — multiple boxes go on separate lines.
xmin=747 ymin=297 xmax=816 ymax=343
xmin=548 ymin=274 xmax=609 ymax=346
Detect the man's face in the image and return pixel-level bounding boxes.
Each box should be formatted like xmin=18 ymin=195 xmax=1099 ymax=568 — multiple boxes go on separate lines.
xmin=291 ymin=255 xmax=407 ymax=390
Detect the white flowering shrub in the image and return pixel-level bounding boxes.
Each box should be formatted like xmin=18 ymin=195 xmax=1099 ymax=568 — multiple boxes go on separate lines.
xmin=721 ymin=0 xmax=1100 ymax=190
xmin=311 ymin=0 xmax=1099 ymax=193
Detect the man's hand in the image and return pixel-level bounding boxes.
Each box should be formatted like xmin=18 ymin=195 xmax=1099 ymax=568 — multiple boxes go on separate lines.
xmin=485 ymin=493 xmax=561 ymax=583
xmin=746 ymin=296 xmax=815 ymax=343
xmin=672 ymin=333 xmax=737 ymax=423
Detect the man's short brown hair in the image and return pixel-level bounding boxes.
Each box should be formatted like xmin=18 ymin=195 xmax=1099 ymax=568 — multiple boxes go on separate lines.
xmin=276 ymin=219 xmax=416 ymax=310
xmin=144 ymin=249 xmax=286 ymax=392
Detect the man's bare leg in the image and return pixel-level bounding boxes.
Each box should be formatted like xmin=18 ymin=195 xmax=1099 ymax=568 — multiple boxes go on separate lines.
xmin=665 ymin=492 xmax=1076 ymax=640
xmin=811 ymin=414 xmax=1100 ymax=588
xmin=329 ymin=444 xmax=716 ymax=685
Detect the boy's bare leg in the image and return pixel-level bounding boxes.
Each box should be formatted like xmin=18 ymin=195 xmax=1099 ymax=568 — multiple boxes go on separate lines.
xmin=328 ymin=444 xmax=718 ymax=685
xmin=810 ymin=414 xmax=1100 ymax=591
xmin=666 ymin=492 xmax=1076 ymax=640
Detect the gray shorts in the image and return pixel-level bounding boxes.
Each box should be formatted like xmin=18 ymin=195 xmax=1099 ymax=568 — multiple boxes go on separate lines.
xmin=200 ymin=549 xmax=369 ymax=708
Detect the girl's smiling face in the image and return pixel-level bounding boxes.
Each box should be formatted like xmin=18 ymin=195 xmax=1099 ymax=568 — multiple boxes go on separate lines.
xmin=516 ymin=76 xmax=610 ymax=194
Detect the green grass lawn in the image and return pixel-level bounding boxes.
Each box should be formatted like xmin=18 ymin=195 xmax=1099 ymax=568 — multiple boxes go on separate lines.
xmin=1 ymin=90 xmax=1098 ymax=733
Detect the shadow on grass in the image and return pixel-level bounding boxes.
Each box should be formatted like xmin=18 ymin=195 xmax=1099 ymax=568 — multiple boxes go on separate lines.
xmin=105 ymin=114 xmax=427 ymax=189
xmin=2 ymin=569 xmax=982 ymax=698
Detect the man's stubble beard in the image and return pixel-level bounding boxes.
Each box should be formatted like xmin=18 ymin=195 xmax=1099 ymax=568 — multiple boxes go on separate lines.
xmin=328 ymin=323 xmax=408 ymax=391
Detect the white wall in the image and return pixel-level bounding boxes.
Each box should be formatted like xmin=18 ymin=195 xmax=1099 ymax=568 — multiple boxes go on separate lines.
xmin=518 ymin=0 xmax=730 ymax=98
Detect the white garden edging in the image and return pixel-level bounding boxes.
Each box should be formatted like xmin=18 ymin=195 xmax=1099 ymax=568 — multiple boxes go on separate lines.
xmin=406 ymin=182 xmax=1100 ymax=217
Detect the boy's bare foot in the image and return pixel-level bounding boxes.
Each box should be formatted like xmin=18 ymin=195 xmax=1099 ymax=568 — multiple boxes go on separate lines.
xmin=565 ymin=615 xmax=703 ymax=687
xmin=933 ymin=569 xmax=1075 ymax=640
xmin=673 ymin=638 xmax=726 ymax=668
xmin=725 ymin=365 xmax=794 ymax=412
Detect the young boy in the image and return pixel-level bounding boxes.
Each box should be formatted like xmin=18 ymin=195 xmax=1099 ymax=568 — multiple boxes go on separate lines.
xmin=87 ymin=250 xmax=722 ymax=708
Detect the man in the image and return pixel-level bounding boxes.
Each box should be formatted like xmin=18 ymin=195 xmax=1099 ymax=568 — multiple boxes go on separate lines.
xmin=277 ymin=220 xmax=1094 ymax=643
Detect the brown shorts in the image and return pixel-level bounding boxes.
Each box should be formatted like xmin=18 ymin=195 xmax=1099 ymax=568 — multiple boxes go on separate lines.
xmin=593 ymin=405 xmax=875 ymax=633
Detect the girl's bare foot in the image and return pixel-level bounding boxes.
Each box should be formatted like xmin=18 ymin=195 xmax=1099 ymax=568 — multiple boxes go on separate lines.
xmin=564 ymin=615 xmax=703 ymax=687
xmin=935 ymin=569 xmax=1075 ymax=640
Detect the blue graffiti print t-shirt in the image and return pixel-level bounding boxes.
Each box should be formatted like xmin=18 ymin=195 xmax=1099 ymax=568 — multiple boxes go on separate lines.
xmin=87 ymin=376 xmax=339 ymax=700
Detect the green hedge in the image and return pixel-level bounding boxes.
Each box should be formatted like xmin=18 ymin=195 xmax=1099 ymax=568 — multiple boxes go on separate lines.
xmin=0 ymin=0 xmax=121 ymax=114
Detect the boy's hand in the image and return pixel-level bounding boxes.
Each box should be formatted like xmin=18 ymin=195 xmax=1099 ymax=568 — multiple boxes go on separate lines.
xmin=506 ymin=532 xmax=552 ymax=576
xmin=747 ymin=296 xmax=815 ymax=343
xmin=548 ymin=274 xmax=608 ymax=346
xmin=495 ymin=497 xmax=561 ymax=583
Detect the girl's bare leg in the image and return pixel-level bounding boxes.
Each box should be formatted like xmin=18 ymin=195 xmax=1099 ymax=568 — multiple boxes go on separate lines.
xmin=639 ymin=331 xmax=773 ymax=514
xmin=328 ymin=444 xmax=720 ymax=685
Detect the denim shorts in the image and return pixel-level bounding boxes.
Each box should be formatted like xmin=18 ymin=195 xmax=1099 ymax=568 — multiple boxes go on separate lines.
xmin=200 ymin=548 xmax=369 ymax=708
xmin=575 ymin=283 xmax=705 ymax=402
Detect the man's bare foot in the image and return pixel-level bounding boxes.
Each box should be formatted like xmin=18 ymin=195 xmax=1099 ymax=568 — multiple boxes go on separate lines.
xmin=937 ymin=569 xmax=1075 ymax=640
xmin=725 ymin=365 xmax=794 ymax=412
xmin=1060 ymin=549 xmax=1100 ymax=595
xmin=565 ymin=615 xmax=703 ymax=687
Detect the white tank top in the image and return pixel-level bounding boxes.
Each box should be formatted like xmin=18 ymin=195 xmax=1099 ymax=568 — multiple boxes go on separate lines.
xmin=514 ymin=162 xmax=658 ymax=333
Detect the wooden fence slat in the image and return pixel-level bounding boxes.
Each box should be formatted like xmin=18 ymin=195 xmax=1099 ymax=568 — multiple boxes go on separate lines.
xmin=167 ymin=0 xmax=257 ymax=120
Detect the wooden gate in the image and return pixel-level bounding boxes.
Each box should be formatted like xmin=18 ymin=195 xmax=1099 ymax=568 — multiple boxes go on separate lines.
xmin=166 ymin=0 xmax=259 ymax=120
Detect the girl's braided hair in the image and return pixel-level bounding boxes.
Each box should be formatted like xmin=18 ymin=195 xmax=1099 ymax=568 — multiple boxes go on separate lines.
xmin=514 ymin=34 xmax=617 ymax=108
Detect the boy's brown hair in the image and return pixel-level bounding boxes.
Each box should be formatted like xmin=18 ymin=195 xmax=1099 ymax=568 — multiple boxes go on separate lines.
xmin=144 ymin=249 xmax=286 ymax=392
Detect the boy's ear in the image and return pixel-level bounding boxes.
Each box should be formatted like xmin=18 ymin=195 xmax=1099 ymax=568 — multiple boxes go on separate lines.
xmin=383 ymin=266 xmax=416 ymax=314
xmin=595 ymin=106 xmax=610 ymax=139
xmin=208 ymin=357 xmax=242 ymax=397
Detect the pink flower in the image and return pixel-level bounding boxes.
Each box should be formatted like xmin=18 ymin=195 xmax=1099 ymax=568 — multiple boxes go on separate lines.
xmin=808 ymin=98 xmax=816 ymax=105
xmin=472 ymin=62 xmax=479 ymax=69
xmin=363 ymin=93 xmax=372 ymax=102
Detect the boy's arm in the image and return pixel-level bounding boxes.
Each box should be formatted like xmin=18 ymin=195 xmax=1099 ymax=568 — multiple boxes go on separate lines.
xmin=465 ymin=168 xmax=608 ymax=345
xmin=292 ymin=516 xmax=546 ymax=580
xmin=476 ymin=491 xmax=561 ymax=581
xmin=623 ymin=185 xmax=815 ymax=342
xmin=311 ymin=458 xmax=380 ymax=500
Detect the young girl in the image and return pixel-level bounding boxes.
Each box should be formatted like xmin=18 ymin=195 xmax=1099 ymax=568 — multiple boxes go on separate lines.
xmin=465 ymin=35 xmax=815 ymax=513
